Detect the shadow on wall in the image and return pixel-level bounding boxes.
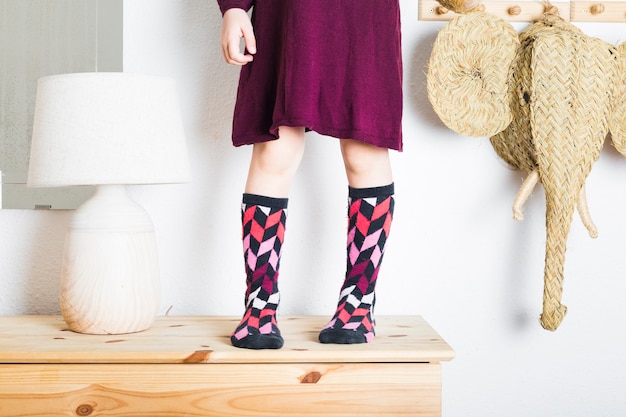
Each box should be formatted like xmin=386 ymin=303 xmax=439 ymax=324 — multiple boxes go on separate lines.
xmin=12 ymin=210 xmax=72 ymax=315
xmin=159 ymin=0 xmax=246 ymax=313
xmin=407 ymin=30 xmax=446 ymax=132
xmin=406 ymin=25 xmax=547 ymax=331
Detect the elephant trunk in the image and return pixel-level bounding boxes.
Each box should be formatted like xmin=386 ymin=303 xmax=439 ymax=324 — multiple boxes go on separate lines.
xmin=540 ymin=190 xmax=576 ymax=330
xmin=531 ymin=24 xmax=613 ymax=330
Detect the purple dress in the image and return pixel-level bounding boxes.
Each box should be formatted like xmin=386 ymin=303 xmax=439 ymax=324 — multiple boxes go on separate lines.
xmin=218 ymin=0 xmax=403 ymax=151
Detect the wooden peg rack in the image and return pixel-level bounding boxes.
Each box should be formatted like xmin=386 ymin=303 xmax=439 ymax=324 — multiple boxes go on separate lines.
xmin=419 ymin=0 xmax=626 ymax=22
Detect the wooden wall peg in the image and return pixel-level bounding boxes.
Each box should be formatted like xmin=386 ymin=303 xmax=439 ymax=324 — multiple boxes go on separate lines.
xmin=590 ymin=3 xmax=606 ymax=15
xmin=508 ymin=5 xmax=522 ymax=16
xmin=419 ymin=0 xmax=626 ymax=22
xmin=418 ymin=0 xmax=570 ymax=21
xmin=545 ymin=4 xmax=561 ymax=15
xmin=571 ymin=1 xmax=626 ymax=21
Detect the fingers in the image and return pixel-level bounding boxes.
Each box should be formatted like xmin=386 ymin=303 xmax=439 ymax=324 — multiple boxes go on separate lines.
xmin=241 ymin=21 xmax=257 ymax=56
xmin=223 ymin=34 xmax=253 ymax=65
xmin=221 ymin=8 xmax=256 ymax=66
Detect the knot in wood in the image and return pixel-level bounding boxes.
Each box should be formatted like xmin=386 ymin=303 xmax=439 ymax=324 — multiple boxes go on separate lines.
xmin=75 ymin=404 xmax=94 ymax=416
xmin=300 ymin=371 xmax=322 ymax=384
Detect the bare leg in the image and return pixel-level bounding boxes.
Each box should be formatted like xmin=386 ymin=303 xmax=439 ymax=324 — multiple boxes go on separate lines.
xmin=340 ymin=139 xmax=393 ymax=188
xmin=245 ymin=126 xmax=306 ymax=197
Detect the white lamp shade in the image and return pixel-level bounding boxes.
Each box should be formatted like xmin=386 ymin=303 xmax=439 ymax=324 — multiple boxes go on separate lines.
xmin=27 ymin=72 xmax=191 ymax=187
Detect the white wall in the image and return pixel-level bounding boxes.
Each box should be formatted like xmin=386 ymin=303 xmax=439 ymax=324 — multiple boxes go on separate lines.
xmin=1 ymin=1 xmax=625 ymax=415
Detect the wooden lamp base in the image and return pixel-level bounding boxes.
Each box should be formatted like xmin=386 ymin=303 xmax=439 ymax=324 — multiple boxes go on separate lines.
xmin=60 ymin=184 xmax=160 ymax=334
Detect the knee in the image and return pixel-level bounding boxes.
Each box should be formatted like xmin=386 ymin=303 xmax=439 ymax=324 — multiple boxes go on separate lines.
xmin=252 ymin=128 xmax=305 ymax=176
xmin=341 ymin=140 xmax=393 ymax=187
xmin=341 ymin=140 xmax=388 ymax=173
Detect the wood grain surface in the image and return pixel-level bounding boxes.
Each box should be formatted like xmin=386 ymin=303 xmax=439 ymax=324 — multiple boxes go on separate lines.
xmin=0 ymin=316 xmax=454 ymax=416
xmin=0 ymin=315 xmax=454 ymax=364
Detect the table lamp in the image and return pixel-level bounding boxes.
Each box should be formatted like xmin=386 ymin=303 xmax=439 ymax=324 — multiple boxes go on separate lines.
xmin=27 ymin=73 xmax=191 ymax=335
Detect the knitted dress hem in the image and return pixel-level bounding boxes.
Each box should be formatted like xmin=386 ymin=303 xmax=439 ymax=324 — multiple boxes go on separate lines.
xmin=231 ymin=119 xmax=402 ymax=151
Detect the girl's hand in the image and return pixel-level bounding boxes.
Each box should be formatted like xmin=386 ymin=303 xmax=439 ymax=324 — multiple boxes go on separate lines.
xmin=221 ymin=8 xmax=257 ymax=65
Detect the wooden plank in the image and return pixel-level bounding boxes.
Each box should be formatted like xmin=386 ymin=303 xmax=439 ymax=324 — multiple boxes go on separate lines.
xmin=0 ymin=363 xmax=442 ymax=416
xmin=0 ymin=316 xmax=455 ymax=364
xmin=570 ymin=1 xmax=626 ymax=21
xmin=418 ymin=0 xmax=570 ymax=21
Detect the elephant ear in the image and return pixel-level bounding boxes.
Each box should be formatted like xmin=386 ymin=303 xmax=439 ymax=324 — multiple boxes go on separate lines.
xmin=489 ymin=15 xmax=585 ymax=173
xmin=427 ymin=12 xmax=519 ymax=137
xmin=609 ymin=41 xmax=626 ymax=156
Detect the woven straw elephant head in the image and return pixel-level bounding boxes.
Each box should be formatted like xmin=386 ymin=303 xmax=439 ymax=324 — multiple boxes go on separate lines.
xmin=427 ymin=10 xmax=626 ymax=330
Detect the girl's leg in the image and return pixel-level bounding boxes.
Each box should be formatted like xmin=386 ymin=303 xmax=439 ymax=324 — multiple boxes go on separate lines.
xmin=244 ymin=127 xmax=306 ymax=197
xmin=319 ymin=139 xmax=395 ymax=344
xmin=339 ymin=139 xmax=393 ymax=188
xmin=232 ymin=127 xmax=305 ymax=349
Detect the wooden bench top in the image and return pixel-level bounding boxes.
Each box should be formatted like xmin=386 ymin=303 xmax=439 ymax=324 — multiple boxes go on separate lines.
xmin=0 ymin=315 xmax=454 ymax=364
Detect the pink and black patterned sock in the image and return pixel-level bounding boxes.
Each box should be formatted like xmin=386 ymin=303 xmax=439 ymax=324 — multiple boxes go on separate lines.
xmin=319 ymin=184 xmax=394 ymax=344
xmin=231 ymin=194 xmax=288 ymax=349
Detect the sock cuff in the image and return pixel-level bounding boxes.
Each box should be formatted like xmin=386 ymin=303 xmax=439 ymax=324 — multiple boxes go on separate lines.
xmin=242 ymin=193 xmax=289 ymax=209
xmin=348 ymin=183 xmax=395 ymax=199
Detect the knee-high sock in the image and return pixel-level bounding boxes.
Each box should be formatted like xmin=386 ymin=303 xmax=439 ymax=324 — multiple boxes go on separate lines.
xmin=319 ymin=184 xmax=394 ymax=344
xmin=231 ymin=194 xmax=287 ymax=349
